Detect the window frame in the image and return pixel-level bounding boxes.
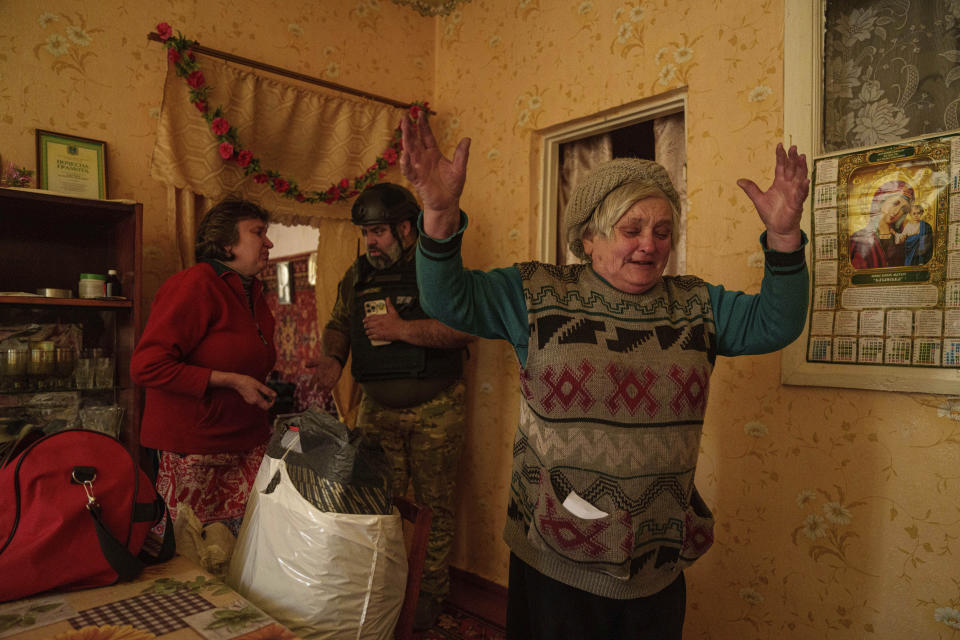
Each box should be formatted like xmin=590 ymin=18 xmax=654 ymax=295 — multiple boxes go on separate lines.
xmin=536 ymin=89 xmax=687 ymax=264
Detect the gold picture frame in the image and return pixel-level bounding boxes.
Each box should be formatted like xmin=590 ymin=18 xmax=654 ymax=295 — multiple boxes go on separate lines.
xmin=35 ymin=129 xmax=107 ymax=199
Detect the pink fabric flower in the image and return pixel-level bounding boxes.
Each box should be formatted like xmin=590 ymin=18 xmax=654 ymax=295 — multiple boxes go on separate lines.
xmin=194 ymin=100 xmax=208 ymax=113
xmin=167 ymin=48 xmax=180 ymax=65
xmin=296 ymin=193 xmax=306 ymax=202
xmin=236 ymin=149 xmax=253 ymax=168
xmin=253 ymin=173 xmax=269 ymax=184
xmin=186 ymin=70 xmax=205 ymax=89
xmin=156 ymin=23 xmax=173 ymax=41
xmin=339 ymin=178 xmax=349 ymax=190
xmin=273 ymin=178 xmax=290 ymax=193
xmin=211 ymin=117 xmax=230 ymax=136
xmin=328 ymin=186 xmax=341 ymax=200
xmin=409 ymin=105 xmax=422 ymax=120
xmin=218 ymin=142 xmax=234 ymax=159
xmin=383 ymin=147 xmax=398 ymax=165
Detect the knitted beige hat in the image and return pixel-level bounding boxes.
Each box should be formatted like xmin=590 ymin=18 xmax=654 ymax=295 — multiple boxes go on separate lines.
xmin=564 ymin=157 xmax=680 ymax=261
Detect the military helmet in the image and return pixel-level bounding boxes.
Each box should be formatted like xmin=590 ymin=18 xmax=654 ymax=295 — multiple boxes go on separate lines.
xmin=351 ymin=183 xmax=420 ymax=226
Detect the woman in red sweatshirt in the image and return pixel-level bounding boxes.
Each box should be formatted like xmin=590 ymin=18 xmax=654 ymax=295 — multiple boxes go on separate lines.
xmin=131 ymin=199 xmax=277 ymax=534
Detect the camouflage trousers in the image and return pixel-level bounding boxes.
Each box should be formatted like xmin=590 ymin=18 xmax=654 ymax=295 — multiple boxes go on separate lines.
xmin=357 ymin=379 xmax=466 ymax=601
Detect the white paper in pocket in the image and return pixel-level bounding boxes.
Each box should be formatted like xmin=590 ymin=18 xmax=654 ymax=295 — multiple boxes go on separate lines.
xmin=561 ymin=490 xmax=609 ymax=520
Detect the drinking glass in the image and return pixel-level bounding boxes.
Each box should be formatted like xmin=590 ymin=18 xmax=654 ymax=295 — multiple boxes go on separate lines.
xmin=74 ymin=354 xmax=95 ymax=390
xmin=27 ymin=347 xmax=55 ymax=391
xmin=4 ymin=349 xmax=28 ymax=392
xmin=56 ymin=348 xmax=76 ymax=389
xmin=80 ymin=405 xmax=124 ymax=438
xmin=94 ymin=356 xmax=114 ymax=389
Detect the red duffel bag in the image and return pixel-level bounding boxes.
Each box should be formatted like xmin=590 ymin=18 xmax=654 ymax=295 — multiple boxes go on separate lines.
xmin=0 ymin=429 xmax=174 ymax=602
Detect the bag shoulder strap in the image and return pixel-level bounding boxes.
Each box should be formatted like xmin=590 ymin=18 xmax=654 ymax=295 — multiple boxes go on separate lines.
xmin=88 ymin=499 xmax=175 ymax=582
xmin=88 ymin=507 xmax=144 ymax=581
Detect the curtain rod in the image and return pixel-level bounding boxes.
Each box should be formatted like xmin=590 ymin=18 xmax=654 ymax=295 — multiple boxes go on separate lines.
xmin=147 ymin=32 xmax=433 ymax=113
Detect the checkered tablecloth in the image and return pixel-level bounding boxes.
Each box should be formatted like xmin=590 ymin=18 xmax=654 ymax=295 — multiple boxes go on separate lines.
xmin=67 ymin=590 xmax=214 ymax=636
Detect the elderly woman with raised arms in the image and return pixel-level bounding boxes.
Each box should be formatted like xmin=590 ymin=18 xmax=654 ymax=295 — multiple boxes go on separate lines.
xmin=401 ymin=115 xmax=809 ymax=640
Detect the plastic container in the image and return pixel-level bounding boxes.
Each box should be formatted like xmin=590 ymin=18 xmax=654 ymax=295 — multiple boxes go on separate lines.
xmin=78 ymin=273 xmax=106 ymax=299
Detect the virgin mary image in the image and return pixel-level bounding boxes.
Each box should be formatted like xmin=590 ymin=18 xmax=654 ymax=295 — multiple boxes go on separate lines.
xmin=848 ymin=179 xmax=914 ymax=270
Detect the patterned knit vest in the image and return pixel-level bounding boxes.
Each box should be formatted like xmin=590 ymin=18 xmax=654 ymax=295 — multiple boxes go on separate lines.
xmin=504 ymin=261 xmax=718 ymax=599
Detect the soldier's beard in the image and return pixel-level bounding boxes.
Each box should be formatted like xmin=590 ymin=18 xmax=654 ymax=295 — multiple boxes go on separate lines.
xmin=365 ymin=240 xmax=403 ymax=270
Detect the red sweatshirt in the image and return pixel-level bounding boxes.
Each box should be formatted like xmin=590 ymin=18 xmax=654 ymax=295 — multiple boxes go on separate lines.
xmin=131 ymin=261 xmax=277 ymax=453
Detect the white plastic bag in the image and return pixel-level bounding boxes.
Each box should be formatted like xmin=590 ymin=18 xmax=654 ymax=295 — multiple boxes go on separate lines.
xmin=227 ymin=454 xmax=406 ymax=639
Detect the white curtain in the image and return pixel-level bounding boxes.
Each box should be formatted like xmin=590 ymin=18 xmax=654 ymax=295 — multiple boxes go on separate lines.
xmin=557 ymin=133 xmax=612 ymax=265
xmin=654 ymin=113 xmax=687 ymax=276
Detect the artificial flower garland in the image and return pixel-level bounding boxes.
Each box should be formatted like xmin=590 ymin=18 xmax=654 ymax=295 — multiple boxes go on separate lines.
xmin=155 ymin=22 xmax=427 ymax=205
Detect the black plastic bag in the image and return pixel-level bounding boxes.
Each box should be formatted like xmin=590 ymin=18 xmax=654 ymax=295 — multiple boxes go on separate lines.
xmin=265 ymin=408 xmax=392 ymax=515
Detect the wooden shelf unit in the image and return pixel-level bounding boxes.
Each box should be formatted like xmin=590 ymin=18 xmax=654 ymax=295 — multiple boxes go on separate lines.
xmin=0 ymin=187 xmax=143 ymax=466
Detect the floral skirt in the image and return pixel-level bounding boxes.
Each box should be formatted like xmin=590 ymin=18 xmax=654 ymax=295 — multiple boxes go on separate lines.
xmin=155 ymin=442 xmax=267 ymax=536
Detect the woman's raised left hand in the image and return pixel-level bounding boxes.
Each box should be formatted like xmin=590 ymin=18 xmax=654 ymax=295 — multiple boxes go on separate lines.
xmin=737 ymin=143 xmax=809 ymax=252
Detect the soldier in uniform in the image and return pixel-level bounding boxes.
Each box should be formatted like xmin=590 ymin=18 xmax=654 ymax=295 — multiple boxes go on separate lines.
xmin=310 ymin=183 xmax=473 ymax=629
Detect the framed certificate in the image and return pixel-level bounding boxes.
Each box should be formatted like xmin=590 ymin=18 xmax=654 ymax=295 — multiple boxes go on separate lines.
xmin=35 ymin=130 xmax=107 ymax=199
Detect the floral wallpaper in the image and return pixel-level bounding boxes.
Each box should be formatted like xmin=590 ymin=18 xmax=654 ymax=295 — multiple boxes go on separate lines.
xmin=2 ymin=0 xmax=960 ymax=637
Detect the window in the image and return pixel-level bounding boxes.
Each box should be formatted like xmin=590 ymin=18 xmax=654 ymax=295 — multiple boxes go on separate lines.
xmin=823 ymin=1 xmax=960 ymax=153
xmin=537 ymin=91 xmax=687 ymax=269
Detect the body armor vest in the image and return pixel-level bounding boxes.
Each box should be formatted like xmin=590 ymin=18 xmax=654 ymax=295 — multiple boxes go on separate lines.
xmin=349 ymin=252 xmax=463 ymax=382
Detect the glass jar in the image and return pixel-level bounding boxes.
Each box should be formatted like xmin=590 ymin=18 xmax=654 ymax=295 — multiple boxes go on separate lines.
xmin=78 ymin=273 xmax=106 ymax=299
xmin=27 ymin=343 xmax=55 ymax=390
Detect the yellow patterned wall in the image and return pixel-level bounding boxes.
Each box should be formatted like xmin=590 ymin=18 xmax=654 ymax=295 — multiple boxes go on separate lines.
xmin=2 ymin=1 xmax=959 ymax=637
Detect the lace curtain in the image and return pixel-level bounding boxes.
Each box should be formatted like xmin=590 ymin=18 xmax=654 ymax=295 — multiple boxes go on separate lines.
xmin=654 ymin=114 xmax=687 ymax=275
xmin=823 ymin=0 xmax=960 ymax=153
xmin=556 ymin=113 xmax=687 ymax=274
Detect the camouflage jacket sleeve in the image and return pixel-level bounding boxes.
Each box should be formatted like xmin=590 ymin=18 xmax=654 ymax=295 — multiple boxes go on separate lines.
xmin=325 ymin=262 xmax=356 ymax=338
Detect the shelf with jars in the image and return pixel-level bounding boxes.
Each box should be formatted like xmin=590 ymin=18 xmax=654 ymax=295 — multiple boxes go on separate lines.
xmin=0 ymin=187 xmax=142 ymax=467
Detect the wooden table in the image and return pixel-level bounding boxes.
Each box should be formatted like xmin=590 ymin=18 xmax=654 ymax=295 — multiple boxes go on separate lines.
xmin=0 ymin=555 xmax=301 ymax=640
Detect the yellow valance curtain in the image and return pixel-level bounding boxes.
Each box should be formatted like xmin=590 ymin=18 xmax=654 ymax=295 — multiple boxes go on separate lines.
xmin=151 ymin=56 xmax=406 ymax=230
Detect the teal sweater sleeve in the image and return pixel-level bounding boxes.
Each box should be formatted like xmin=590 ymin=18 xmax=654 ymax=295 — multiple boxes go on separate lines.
xmin=416 ymin=212 xmax=809 ymax=367
xmin=417 ymin=212 xmax=531 ymax=362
